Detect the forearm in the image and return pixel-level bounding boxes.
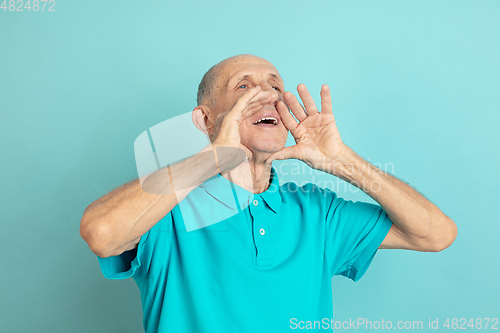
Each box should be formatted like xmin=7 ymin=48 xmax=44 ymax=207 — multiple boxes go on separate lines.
xmin=328 ymin=146 xmax=456 ymax=250
xmin=80 ymin=144 xmax=231 ymax=258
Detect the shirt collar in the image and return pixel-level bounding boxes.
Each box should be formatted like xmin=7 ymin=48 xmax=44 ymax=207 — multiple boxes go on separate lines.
xmin=198 ymin=167 xmax=282 ymax=213
xmin=258 ymin=167 xmax=282 ymax=214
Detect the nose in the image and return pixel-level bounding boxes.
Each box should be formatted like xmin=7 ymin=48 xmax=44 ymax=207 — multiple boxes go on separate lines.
xmin=260 ymin=83 xmax=279 ymax=105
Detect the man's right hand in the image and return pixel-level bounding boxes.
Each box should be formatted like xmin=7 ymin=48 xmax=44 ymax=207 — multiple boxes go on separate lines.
xmin=211 ymin=86 xmax=272 ymax=169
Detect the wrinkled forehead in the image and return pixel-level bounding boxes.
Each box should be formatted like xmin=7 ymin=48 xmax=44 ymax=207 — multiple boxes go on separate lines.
xmin=218 ymin=56 xmax=283 ymax=88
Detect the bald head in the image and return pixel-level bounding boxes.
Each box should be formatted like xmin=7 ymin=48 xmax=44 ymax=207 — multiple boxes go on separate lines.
xmin=196 ymin=54 xmax=277 ymax=107
xmin=192 ymin=54 xmax=288 ymax=158
xmin=196 ymin=63 xmax=220 ymax=107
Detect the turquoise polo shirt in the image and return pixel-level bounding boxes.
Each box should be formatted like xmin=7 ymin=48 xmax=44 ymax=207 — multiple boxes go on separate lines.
xmin=98 ymin=168 xmax=393 ymax=332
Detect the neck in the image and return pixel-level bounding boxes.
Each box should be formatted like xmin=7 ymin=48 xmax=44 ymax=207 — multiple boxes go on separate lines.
xmin=220 ymin=152 xmax=273 ymax=194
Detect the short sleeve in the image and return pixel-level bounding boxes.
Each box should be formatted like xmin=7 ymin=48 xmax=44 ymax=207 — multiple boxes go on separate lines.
xmin=96 ymin=209 xmax=175 ymax=280
xmin=97 ymin=229 xmax=151 ymax=280
xmin=325 ymin=194 xmax=393 ymax=281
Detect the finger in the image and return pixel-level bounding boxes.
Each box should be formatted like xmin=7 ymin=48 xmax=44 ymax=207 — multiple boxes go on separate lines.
xmin=249 ymin=89 xmax=272 ymax=104
xmin=297 ymin=84 xmax=319 ymax=115
xmin=283 ymin=91 xmax=307 ymax=122
xmin=276 ymin=100 xmax=298 ymax=132
xmin=320 ymin=84 xmax=333 ymax=114
xmin=240 ymin=90 xmax=273 ymax=118
xmin=241 ymin=98 xmax=271 ymax=120
xmin=227 ymin=87 xmax=268 ymax=122
xmin=232 ymin=86 xmax=263 ymax=112
xmin=244 ymin=90 xmax=273 ymax=113
xmin=265 ymin=147 xmax=299 ymax=165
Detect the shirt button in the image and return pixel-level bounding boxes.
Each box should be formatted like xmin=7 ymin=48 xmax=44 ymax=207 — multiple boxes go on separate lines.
xmin=253 ymin=200 xmax=258 ymax=206
xmin=259 ymin=228 xmax=265 ymax=235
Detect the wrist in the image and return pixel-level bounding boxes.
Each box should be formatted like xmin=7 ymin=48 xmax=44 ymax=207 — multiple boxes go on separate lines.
xmin=210 ymin=143 xmax=247 ymax=173
xmin=325 ymin=147 xmax=383 ymax=187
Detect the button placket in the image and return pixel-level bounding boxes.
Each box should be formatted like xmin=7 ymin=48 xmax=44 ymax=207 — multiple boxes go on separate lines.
xmin=250 ymin=197 xmax=273 ymax=266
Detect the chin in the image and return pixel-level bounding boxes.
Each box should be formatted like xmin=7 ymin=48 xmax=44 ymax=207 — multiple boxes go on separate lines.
xmin=247 ymin=140 xmax=286 ymax=156
xmin=241 ymin=130 xmax=288 ymax=157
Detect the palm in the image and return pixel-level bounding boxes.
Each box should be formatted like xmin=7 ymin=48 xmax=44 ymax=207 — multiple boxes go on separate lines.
xmin=267 ymin=84 xmax=348 ymax=170
xmin=290 ymin=113 xmax=343 ymax=166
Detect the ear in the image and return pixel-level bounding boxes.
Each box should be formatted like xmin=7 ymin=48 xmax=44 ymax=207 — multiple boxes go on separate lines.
xmin=192 ymin=105 xmax=214 ymax=136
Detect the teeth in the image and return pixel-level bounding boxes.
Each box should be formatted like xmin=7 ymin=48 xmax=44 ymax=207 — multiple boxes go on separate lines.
xmin=254 ymin=117 xmax=278 ymax=125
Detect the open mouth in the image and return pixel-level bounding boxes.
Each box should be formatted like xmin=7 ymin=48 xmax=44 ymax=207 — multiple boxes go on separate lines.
xmin=254 ymin=117 xmax=278 ymax=125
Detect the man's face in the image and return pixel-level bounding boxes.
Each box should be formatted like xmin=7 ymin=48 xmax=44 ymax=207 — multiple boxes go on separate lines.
xmin=211 ymin=55 xmax=289 ymax=156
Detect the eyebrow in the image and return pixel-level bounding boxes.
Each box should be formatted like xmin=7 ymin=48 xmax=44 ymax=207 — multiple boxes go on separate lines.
xmin=229 ymin=73 xmax=282 ymax=86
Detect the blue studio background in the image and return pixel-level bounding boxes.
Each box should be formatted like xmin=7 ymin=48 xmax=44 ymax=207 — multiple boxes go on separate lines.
xmin=1 ymin=1 xmax=499 ymax=332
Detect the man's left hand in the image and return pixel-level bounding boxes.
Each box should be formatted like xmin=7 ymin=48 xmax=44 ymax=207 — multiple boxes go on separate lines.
xmin=266 ymin=84 xmax=349 ymax=175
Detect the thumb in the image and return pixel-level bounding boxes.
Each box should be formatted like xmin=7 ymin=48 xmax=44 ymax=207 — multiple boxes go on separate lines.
xmin=265 ymin=147 xmax=299 ymax=165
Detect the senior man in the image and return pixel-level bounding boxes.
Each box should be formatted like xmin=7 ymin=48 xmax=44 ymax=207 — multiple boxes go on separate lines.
xmin=80 ymin=54 xmax=457 ymax=332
